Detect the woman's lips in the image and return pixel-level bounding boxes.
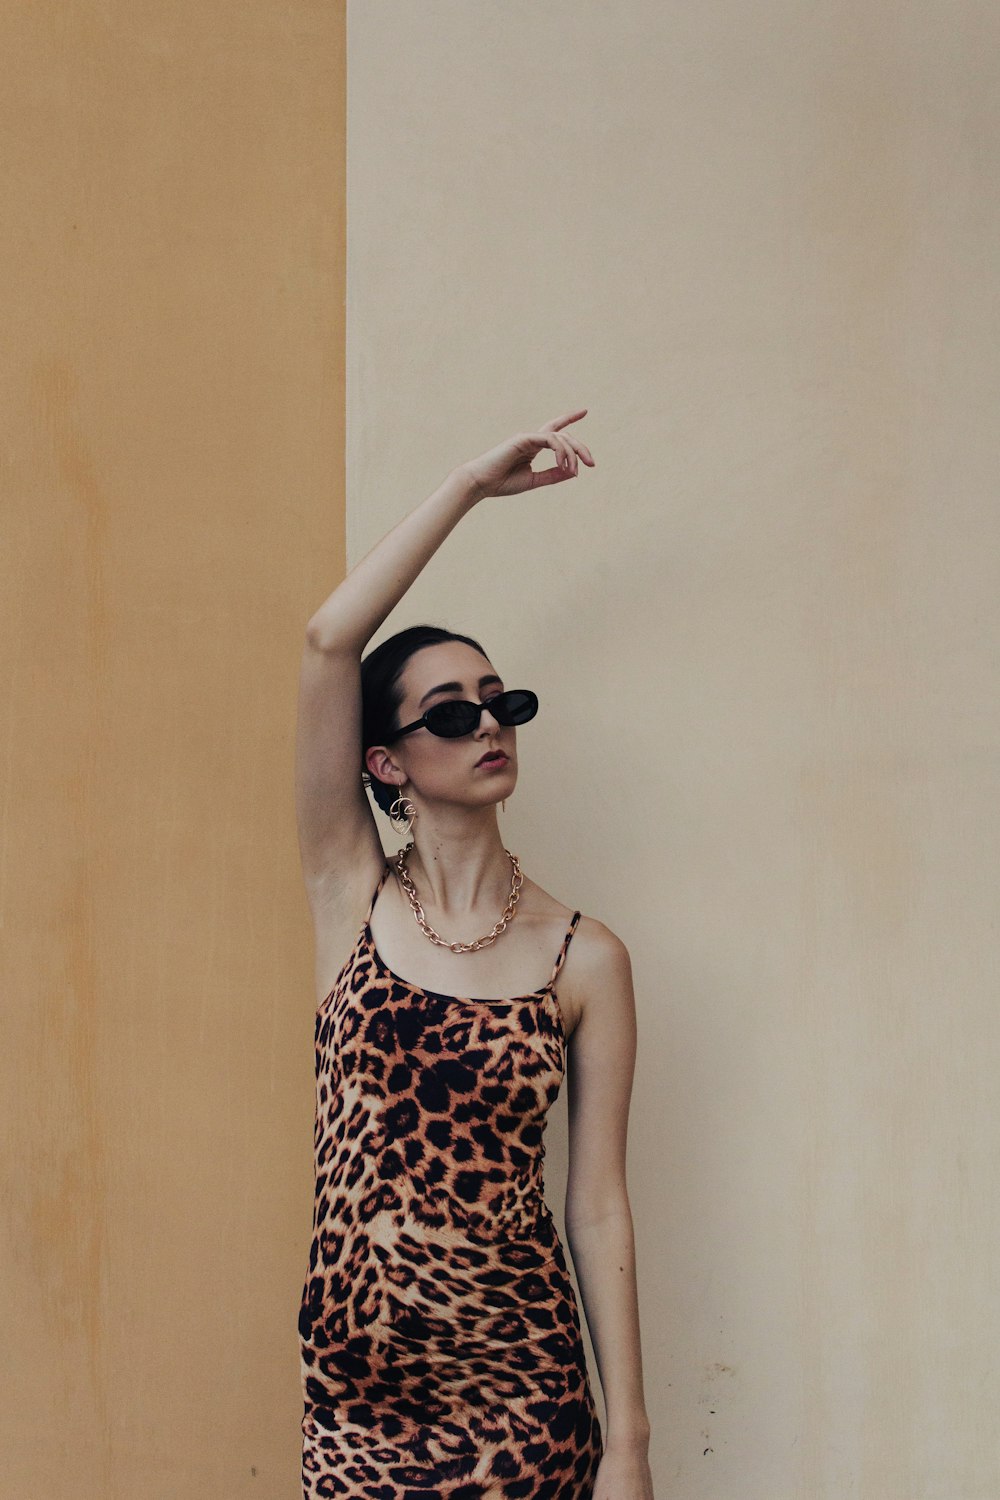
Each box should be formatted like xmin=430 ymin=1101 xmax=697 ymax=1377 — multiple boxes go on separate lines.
xmin=476 ymin=752 xmax=509 ymax=768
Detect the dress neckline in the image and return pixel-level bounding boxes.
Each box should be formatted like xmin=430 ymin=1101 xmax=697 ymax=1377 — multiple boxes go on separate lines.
xmin=363 ymin=922 xmax=553 ymax=1005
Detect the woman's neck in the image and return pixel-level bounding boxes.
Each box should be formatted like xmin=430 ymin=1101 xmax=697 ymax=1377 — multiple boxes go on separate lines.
xmin=397 ymin=822 xmax=514 ymax=917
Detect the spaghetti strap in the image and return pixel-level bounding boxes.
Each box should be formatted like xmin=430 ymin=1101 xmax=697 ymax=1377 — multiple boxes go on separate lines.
xmin=547 ymin=911 xmax=581 ymax=990
xmin=364 ymin=863 xmax=391 ymax=926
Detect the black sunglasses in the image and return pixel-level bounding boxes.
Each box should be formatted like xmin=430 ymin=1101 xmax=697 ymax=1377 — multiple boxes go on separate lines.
xmin=387 ymin=688 xmax=539 ymax=742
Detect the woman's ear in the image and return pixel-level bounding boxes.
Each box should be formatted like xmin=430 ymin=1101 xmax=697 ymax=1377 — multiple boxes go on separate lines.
xmin=364 ymin=745 xmax=400 ymax=786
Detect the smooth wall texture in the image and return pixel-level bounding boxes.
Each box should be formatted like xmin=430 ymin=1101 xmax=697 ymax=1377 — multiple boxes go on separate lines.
xmin=2 ymin=4 xmax=345 ymax=1496
xmin=347 ymin=4 xmax=1000 ymax=1497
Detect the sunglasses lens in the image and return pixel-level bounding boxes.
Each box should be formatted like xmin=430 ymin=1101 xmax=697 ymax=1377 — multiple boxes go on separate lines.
xmin=425 ymin=700 xmax=479 ymax=737
xmin=493 ymin=689 xmax=538 ymax=724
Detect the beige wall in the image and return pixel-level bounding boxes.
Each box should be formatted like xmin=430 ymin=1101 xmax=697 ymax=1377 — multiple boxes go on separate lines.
xmin=348 ymin=4 xmax=1000 ymax=1496
xmin=2 ymin=3 xmax=344 ymax=1496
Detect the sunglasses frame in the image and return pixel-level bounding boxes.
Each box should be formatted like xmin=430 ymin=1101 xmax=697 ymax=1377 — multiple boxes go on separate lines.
xmin=386 ymin=688 xmax=539 ymax=743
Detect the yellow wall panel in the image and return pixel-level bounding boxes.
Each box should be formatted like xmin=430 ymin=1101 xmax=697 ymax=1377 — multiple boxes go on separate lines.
xmin=1 ymin=4 xmax=345 ymax=1495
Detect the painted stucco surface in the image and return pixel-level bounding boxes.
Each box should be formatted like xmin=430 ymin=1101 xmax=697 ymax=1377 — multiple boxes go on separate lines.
xmin=347 ymin=5 xmax=1000 ymax=1496
xmin=1 ymin=3 xmax=344 ymax=1495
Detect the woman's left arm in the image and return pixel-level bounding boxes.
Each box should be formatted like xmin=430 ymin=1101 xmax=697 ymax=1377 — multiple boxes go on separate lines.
xmin=563 ymin=922 xmax=654 ymax=1495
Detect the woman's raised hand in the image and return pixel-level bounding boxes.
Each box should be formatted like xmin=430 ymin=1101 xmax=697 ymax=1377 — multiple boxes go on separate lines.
xmin=459 ymin=409 xmax=595 ymax=502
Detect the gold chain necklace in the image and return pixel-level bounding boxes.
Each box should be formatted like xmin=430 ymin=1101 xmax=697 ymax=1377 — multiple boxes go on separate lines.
xmin=392 ymin=841 xmax=523 ymax=953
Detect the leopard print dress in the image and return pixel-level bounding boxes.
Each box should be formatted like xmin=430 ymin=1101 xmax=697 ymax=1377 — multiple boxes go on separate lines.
xmin=299 ymin=862 xmax=604 ymax=1498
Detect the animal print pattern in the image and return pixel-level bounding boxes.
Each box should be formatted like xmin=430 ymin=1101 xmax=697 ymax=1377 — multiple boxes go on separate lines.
xmin=299 ymin=863 xmax=604 ymax=1497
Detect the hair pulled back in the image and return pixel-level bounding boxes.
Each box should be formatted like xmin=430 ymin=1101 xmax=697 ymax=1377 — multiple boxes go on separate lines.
xmin=360 ymin=624 xmax=491 ymax=818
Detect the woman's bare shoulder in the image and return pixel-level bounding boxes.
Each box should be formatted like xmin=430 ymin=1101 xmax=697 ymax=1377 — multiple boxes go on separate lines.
xmin=564 ymin=912 xmax=632 ymax=990
xmin=519 ymin=877 xmax=631 ymax=1010
xmin=520 ymin=873 xmax=630 ymax=953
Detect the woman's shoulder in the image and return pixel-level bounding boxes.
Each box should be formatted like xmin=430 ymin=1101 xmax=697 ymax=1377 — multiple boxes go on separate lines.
xmin=519 ymin=874 xmax=631 ymax=961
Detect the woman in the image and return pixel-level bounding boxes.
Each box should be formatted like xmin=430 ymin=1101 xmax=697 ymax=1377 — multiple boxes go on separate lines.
xmin=295 ymin=409 xmax=653 ymax=1499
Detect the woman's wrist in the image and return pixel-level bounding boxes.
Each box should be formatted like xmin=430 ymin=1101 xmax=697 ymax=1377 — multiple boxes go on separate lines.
xmin=605 ymin=1418 xmax=651 ymax=1452
xmin=449 ymin=463 xmax=486 ymax=506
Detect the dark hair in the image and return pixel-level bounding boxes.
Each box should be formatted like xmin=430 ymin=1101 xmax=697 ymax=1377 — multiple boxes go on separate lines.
xmin=360 ymin=623 xmax=492 ymax=818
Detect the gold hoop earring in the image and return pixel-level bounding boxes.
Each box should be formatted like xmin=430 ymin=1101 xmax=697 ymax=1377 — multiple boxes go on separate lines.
xmin=388 ymin=781 xmax=417 ymax=837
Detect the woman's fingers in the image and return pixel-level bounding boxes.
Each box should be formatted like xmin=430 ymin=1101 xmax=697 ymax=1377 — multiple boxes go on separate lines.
xmin=548 ymin=434 xmax=568 ymax=473
xmin=529 ymin=459 xmax=567 ymax=487
xmin=536 ymin=432 xmax=574 ymax=475
xmin=558 ymin=430 xmax=594 ymax=466
xmin=541 ymin=407 xmax=588 ymax=434
xmin=519 ymin=435 xmax=568 ymax=486
xmin=560 ymin=434 xmax=578 ymax=474
xmin=527 ymin=430 xmax=590 ymax=477
xmin=535 ymin=411 xmax=594 ymax=471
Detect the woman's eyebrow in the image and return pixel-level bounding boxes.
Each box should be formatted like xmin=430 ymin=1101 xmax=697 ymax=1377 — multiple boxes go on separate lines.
xmin=417 ymin=674 xmax=503 ymax=710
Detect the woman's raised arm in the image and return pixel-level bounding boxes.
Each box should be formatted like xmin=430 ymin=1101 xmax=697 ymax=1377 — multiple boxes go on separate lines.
xmin=294 ymin=414 xmax=594 ymax=897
